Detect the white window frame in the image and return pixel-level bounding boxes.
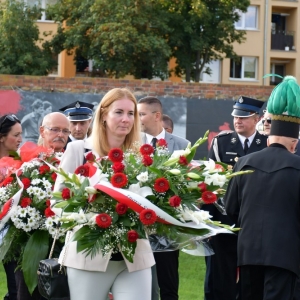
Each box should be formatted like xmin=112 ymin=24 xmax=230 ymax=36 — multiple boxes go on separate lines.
xmin=230 ymin=56 xmax=257 ymax=81
xmin=24 ymin=0 xmax=57 ymax=21
xmin=235 ymin=6 xmax=258 ymax=30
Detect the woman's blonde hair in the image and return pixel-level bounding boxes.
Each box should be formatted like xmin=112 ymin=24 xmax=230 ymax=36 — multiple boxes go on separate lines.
xmin=91 ymin=88 xmax=141 ymax=156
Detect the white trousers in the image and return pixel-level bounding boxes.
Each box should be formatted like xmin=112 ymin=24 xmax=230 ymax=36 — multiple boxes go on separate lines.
xmin=67 ymin=260 xmax=152 ymax=300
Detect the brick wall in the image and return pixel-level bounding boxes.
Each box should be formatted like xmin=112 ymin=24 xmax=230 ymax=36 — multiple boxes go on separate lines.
xmin=0 ymin=75 xmax=274 ymax=100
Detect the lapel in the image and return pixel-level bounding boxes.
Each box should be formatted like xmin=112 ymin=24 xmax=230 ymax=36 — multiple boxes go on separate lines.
xmin=248 ymin=131 xmax=264 ymax=154
xmin=165 ymin=132 xmax=175 ymax=153
xmin=229 ymin=132 xmax=244 ymax=157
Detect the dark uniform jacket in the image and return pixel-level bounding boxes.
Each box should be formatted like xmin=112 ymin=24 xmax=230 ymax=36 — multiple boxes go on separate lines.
xmin=208 ymin=131 xmax=268 ymax=166
xmin=225 ymin=144 xmax=300 ymax=276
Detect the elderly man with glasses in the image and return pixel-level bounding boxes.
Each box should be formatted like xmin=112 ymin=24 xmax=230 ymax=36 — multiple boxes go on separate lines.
xmin=39 ymin=112 xmax=70 ymax=152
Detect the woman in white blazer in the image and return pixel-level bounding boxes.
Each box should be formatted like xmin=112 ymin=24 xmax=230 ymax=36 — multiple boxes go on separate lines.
xmin=54 ymin=88 xmax=155 ymax=300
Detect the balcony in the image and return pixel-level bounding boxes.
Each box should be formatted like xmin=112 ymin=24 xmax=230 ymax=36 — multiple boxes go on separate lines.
xmin=271 ymin=31 xmax=295 ymax=51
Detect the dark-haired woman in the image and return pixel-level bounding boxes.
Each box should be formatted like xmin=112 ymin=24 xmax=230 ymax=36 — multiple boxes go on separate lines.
xmin=0 ymin=114 xmax=22 ymax=300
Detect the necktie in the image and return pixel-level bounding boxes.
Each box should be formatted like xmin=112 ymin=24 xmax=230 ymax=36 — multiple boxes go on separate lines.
xmin=151 ymin=137 xmax=157 ymax=149
xmin=244 ymin=138 xmax=249 ymax=154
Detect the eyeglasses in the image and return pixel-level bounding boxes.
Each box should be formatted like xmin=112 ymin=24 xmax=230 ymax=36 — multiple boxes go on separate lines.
xmin=0 ymin=114 xmax=20 ymax=130
xmin=44 ymin=126 xmax=71 ymax=135
xmin=262 ymin=118 xmax=272 ymax=125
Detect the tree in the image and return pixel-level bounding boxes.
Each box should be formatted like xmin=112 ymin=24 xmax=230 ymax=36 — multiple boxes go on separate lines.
xmin=0 ymin=0 xmax=57 ymax=76
xmin=159 ymin=0 xmax=250 ymax=82
xmin=47 ymin=0 xmax=171 ymax=79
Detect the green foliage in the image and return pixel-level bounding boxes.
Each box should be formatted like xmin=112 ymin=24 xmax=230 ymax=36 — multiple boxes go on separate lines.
xmin=159 ymin=0 xmax=250 ymax=82
xmin=0 ymin=0 xmax=57 ymax=75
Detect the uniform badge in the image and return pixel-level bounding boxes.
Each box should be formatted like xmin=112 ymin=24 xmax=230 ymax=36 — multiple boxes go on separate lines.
xmin=234 ymin=157 xmax=239 ymax=162
xmin=75 ymin=101 xmax=81 ymax=108
xmin=231 ymin=137 xmax=236 ymax=144
xmin=256 ymin=139 xmax=261 ymax=144
xmin=238 ymin=97 xmax=244 ymax=103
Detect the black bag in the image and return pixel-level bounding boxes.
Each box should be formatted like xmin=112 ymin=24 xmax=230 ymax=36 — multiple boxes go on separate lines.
xmin=37 ymin=258 xmax=70 ymax=300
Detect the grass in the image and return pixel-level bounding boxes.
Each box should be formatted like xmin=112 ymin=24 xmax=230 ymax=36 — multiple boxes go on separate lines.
xmin=0 ymin=253 xmax=206 ymax=299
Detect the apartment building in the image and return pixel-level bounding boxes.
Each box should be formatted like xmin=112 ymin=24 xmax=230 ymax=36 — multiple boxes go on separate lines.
xmin=31 ymin=0 xmax=299 ymax=85
xmin=201 ymin=0 xmax=300 ymax=86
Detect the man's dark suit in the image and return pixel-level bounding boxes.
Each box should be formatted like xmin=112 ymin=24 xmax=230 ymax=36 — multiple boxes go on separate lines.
xmin=204 ymin=131 xmax=268 ymax=300
xmin=225 ymin=144 xmax=300 ymax=299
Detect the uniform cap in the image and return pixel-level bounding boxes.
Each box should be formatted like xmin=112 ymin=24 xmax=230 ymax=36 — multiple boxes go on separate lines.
xmin=59 ymin=101 xmax=94 ymax=121
xmin=231 ymin=96 xmax=265 ymax=117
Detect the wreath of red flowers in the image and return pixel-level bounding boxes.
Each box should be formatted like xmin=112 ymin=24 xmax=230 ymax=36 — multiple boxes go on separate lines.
xmin=95 ymin=213 xmax=112 ymax=228
xmin=44 ymin=207 xmax=55 ymax=218
xmin=153 ymin=177 xmax=170 ymax=193
xmin=201 ymin=191 xmax=217 ymax=204
xmin=142 ymin=155 xmax=153 ymax=166
xmin=75 ymin=164 xmax=90 ymax=177
xmin=39 ymin=165 xmax=50 ymax=175
xmin=157 ymin=139 xmax=168 ymax=147
xmin=116 ymin=203 xmax=128 ymax=215
xmin=169 ymin=195 xmax=181 ymax=207
xmin=112 ymin=162 xmax=125 ymax=173
xmin=127 ymin=230 xmax=139 ymax=243
xmin=198 ymin=182 xmax=207 ymax=192
xmin=62 ymin=188 xmax=71 ymax=200
xmin=108 ymin=148 xmax=124 ymax=163
xmin=111 ymin=173 xmax=128 ymax=188
xmin=21 ymin=178 xmax=31 ymax=189
xmin=178 ymin=156 xmax=188 ymax=166
xmin=139 ymin=209 xmax=157 ymax=225
xmin=20 ymin=197 xmax=32 ymax=208
xmin=140 ymin=144 xmax=154 ymax=155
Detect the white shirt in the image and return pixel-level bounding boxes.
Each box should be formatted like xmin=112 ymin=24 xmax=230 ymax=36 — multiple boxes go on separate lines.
xmin=69 ymin=134 xmax=88 ymax=141
xmin=145 ymin=129 xmax=165 ymax=144
xmin=238 ymin=131 xmax=256 ymax=149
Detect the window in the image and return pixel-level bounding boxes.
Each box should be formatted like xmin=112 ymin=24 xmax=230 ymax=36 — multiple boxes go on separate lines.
xmin=235 ymin=6 xmax=257 ymax=30
xmin=230 ymin=57 xmax=257 ymax=80
xmin=24 ymin=0 xmax=57 ymax=21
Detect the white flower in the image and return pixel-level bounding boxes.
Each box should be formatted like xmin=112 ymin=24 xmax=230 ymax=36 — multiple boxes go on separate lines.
xmin=128 ymin=183 xmax=154 ymax=198
xmin=31 ymin=178 xmax=41 ymax=185
xmin=168 ymin=169 xmax=181 ymax=175
xmin=170 ymin=149 xmax=191 ymax=159
xmin=179 ymin=208 xmax=212 ymax=224
xmin=204 ymin=173 xmax=227 ymax=187
xmin=136 ymin=171 xmax=149 ymax=183
xmin=85 ymin=186 xmax=98 ymax=194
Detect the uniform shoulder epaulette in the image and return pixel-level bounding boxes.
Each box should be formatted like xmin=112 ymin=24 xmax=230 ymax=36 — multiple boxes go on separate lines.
xmin=216 ymin=130 xmax=234 ymax=138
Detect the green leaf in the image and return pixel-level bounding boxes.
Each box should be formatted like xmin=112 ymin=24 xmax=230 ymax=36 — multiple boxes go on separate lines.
xmin=22 ymin=230 xmax=49 ymax=294
xmin=0 ymin=225 xmax=18 ymax=261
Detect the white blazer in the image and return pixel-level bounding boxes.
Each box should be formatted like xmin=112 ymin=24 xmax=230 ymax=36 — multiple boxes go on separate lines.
xmin=54 ymin=139 xmax=155 ymax=272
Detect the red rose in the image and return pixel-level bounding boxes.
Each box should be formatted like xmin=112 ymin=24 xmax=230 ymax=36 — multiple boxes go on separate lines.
xmin=140 ymin=144 xmax=154 ymax=155
xmin=139 ymin=209 xmax=157 ymax=225
xmin=45 ymin=207 xmax=55 ymax=218
xmin=198 ymin=182 xmax=207 ymax=192
xmin=39 ymin=165 xmax=50 ymax=174
xmin=116 ymin=203 xmax=128 ymax=215
xmin=201 ymin=191 xmax=217 ymax=204
xmin=75 ymin=164 xmax=90 ymax=177
xmin=51 ymin=172 xmax=57 ymax=181
xmin=127 ymin=230 xmax=139 ymax=243
xmin=61 ymin=188 xmax=71 ymax=200
xmin=178 ymin=156 xmax=188 ymax=166
xmin=21 ymin=178 xmax=31 ymax=189
xmin=2 ymin=177 xmax=14 ymax=187
xmin=108 ymin=148 xmax=124 ymax=163
xmin=157 ymin=139 xmax=167 ymax=148
xmin=0 ymin=199 xmax=12 ymax=220
xmin=85 ymin=152 xmax=96 ymax=162
xmin=169 ymin=195 xmax=181 ymax=207
xmin=153 ymin=178 xmax=170 ymax=193
xmin=20 ymin=197 xmax=32 ymax=208
xmin=111 ymin=173 xmax=128 ymax=188
xmin=95 ymin=213 xmax=112 ymax=228
xmin=112 ymin=162 xmax=125 ymax=173
xmin=142 ymin=155 xmax=153 ymax=166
